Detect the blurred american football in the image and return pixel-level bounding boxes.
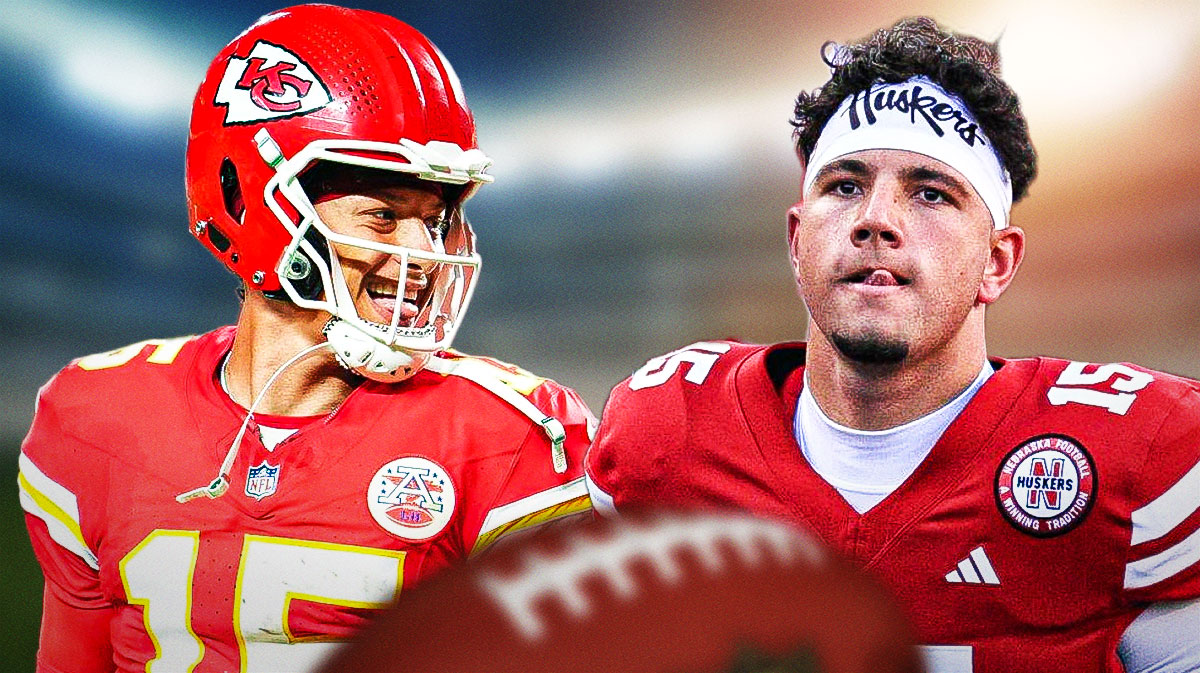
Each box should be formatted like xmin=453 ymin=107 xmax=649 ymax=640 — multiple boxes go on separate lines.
xmin=317 ymin=510 xmax=923 ymax=673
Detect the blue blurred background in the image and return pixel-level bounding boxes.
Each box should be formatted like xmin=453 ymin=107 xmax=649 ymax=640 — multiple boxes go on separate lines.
xmin=3 ymin=0 xmax=1199 ymax=666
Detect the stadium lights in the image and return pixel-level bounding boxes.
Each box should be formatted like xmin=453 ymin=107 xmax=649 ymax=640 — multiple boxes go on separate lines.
xmin=989 ymin=1 xmax=1198 ymax=126
xmin=1 ymin=0 xmax=202 ymax=119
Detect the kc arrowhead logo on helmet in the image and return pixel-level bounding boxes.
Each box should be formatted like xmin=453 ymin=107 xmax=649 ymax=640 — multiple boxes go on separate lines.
xmin=213 ymin=40 xmax=331 ymax=124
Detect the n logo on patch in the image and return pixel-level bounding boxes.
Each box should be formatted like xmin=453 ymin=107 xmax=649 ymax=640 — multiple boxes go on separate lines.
xmin=214 ymin=40 xmax=331 ymax=124
xmin=945 ymin=546 xmax=1000 ymax=586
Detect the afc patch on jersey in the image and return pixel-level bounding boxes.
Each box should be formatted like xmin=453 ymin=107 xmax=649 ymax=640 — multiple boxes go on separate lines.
xmin=995 ymin=434 xmax=1096 ymax=537
xmin=367 ymin=457 xmax=457 ymax=541
xmin=213 ymin=40 xmax=331 ymax=124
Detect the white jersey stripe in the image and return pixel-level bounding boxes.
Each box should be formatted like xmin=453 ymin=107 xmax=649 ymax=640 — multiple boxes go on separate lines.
xmin=584 ymin=471 xmax=618 ymax=518
xmin=17 ymin=453 xmax=99 ymax=570
xmin=1125 ymin=525 xmax=1200 ymax=590
xmin=1131 ymin=459 xmax=1200 ymax=545
xmin=18 ymin=452 xmax=82 ymax=523
xmin=969 ymin=547 xmax=1001 ymax=585
xmin=476 ymin=477 xmax=588 ymax=542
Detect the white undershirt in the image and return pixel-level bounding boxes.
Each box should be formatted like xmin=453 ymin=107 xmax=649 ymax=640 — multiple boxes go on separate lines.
xmin=795 ymin=360 xmax=993 ymax=513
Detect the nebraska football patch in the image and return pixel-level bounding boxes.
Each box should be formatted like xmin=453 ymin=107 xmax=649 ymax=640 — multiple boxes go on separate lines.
xmin=995 ymin=435 xmax=1095 ymax=537
xmin=367 ymin=457 xmax=456 ymax=541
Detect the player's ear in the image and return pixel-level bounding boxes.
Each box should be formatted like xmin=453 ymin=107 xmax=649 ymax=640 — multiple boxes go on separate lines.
xmin=787 ymin=205 xmax=804 ymax=279
xmin=787 ymin=148 xmax=809 ymax=280
xmin=978 ymin=224 xmax=1025 ymax=305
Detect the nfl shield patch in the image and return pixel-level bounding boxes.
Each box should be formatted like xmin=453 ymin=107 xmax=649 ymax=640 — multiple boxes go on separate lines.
xmin=245 ymin=461 xmax=281 ymax=500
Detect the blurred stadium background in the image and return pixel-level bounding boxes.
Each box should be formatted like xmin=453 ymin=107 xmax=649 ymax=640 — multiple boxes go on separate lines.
xmin=3 ymin=0 xmax=1199 ymax=666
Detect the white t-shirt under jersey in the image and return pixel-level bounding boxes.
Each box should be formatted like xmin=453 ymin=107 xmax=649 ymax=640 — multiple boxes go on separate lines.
xmin=795 ymin=360 xmax=993 ymax=514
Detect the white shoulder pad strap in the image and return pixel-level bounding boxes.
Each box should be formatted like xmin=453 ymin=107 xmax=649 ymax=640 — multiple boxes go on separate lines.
xmin=425 ymin=356 xmax=567 ymax=473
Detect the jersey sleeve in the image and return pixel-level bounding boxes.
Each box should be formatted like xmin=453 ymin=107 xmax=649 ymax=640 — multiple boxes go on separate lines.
xmin=1123 ymin=382 xmax=1200 ymax=603
xmin=35 ymin=586 xmax=116 ymax=673
xmin=18 ymin=374 xmax=117 ymax=671
xmin=584 ymin=368 xmax=691 ymax=514
xmin=427 ymin=356 xmax=597 ymax=557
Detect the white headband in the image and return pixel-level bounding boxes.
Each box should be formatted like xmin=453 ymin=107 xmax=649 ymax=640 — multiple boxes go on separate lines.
xmin=803 ymin=76 xmax=1013 ymax=229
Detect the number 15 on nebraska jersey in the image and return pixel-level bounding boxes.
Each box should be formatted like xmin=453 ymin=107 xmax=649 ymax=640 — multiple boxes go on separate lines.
xmin=585 ymin=341 xmax=1200 ymax=672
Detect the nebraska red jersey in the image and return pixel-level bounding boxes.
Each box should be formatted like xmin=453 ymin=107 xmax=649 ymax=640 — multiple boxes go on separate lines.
xmin=19 ymin=327 xmax=594 ymax=672
xmin=585 ymin=341 xmax=1200 ymax=673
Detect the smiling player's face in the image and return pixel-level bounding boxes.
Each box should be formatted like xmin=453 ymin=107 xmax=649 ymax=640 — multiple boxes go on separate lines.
xmin=313 ymin=183 xmax=448 ymax=330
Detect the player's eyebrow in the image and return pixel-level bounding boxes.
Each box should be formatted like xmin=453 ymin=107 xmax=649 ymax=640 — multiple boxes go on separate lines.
xmin=363 ymin=188 xmax=447 ymax=213
xmin=810 ymin=158 xmax=869 ymax=184
xmin=901 ymin=165 xmax=972 ymax=200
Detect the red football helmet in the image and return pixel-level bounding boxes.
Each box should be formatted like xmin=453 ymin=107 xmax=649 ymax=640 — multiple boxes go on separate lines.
xmin=186 ymin=4 xmax=492 ymax=381
xmin=317 ymin=511 xmax=925 ymax=673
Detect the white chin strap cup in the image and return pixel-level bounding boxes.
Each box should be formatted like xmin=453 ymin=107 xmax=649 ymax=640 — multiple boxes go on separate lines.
xmin=324 ymin=318 xmax=426 ymax=383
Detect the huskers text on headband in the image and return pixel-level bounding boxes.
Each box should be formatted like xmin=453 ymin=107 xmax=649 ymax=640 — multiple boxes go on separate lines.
xmin=803 ymin=76 xmax=1013 ymax=230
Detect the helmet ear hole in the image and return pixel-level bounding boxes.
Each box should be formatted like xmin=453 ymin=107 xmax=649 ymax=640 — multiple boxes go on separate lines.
xmin=206 ymin=223 xmax=232 ymax=253
xmin=219 ymin=158 xmax=245 ymax=223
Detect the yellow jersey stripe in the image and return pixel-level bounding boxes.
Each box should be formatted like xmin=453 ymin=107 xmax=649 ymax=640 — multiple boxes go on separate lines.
xmin=17 ymin=467 xmax=98 ymax=569
xmin=471 ymin=494 xmax=592 ymax=556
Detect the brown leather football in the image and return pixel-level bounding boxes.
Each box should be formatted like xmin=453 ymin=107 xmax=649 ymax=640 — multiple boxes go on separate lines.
xmin=317 ymin=510 xmax=924 ymax=673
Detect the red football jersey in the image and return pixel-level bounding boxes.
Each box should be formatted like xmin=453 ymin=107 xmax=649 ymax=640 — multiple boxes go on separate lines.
xmin=586 ymin=341 xmax=1200 ymax=673
xmin=19 ymin=327 xmax=594 ymax=672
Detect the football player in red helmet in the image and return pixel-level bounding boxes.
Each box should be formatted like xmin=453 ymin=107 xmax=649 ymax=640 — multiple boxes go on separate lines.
xmin=585 ymin=16 xmax=1200 ymax=673
xmin=317 ymin=511 xmax=925 ymax=673
xmin=18 ymin=5 xmax=594 ymax=671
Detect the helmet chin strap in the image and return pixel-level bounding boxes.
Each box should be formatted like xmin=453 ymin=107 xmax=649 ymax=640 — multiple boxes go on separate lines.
xmin=323 ymin=317 xmax=428 ymax=382
xmin=176 ymin=312 xmax=423 ymax=504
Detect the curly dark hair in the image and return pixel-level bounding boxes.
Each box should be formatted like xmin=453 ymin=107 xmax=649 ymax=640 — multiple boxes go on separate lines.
xmin=792 ymin=17 xmax=1037 ymax=202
